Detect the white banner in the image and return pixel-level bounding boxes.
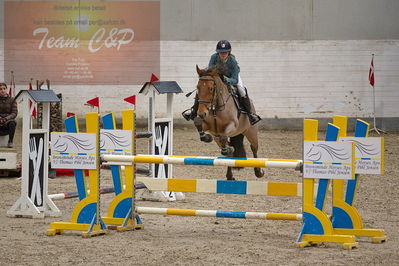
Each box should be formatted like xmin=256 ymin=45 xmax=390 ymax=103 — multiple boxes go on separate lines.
xmin=100 ymin=129 xmax=132 ymax=166
xmin=339 ymin=137 xmax=384 ymax=175
xmin=51 ymin=132 xmax=97 ymax=169
xmin=100 ymin=129 xmax=132 ymax=155
xmin=303 ymin=141 xmax=355 ymax=180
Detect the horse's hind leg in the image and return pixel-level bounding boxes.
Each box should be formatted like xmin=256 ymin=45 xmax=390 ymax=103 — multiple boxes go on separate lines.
xmin=226 ymin=166 xmax=234 ymax=180
xmin=244 ymin=128 xmax=265 ymax=178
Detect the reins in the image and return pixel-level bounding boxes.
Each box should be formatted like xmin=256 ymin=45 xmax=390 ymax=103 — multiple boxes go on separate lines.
xmin=198 ymin=75 xmax=231 ymax=114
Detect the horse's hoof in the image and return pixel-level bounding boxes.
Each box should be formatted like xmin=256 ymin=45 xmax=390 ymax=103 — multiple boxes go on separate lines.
xmin=255 ymin=168 xmax=264 ymax=178
xmin=221 ymin=146 xmax=234 ymax=156
xmin=227 ymin=177 xmax=235 ymax=181
xmin=200 ymin=134 xmax=213 ymax=143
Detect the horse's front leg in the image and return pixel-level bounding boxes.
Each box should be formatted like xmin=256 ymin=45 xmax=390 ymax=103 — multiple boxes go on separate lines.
xmin=193 ymin=117 xmax=213 ymax=143
xmin=214 ymin=135 xmax=234 ymax=156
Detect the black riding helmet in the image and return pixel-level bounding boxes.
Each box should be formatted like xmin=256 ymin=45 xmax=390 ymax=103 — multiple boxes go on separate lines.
xmin=216 ymin=40 xmax=231 ymax=53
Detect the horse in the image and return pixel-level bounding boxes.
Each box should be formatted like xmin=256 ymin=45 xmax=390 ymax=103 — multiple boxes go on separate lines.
xmin=194 ymin=65 xmax=264 ymax=180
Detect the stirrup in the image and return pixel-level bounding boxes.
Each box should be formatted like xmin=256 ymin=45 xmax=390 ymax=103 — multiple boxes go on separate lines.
xmin=182 ymin=109 xmax=196 ymax=121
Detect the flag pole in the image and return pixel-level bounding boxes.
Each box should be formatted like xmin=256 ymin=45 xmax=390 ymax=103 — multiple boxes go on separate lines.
xmin=369 ymin=54 xmax=385 ymax=134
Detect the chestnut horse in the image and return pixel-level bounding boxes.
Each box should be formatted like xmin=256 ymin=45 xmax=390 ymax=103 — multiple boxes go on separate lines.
xmin=194 ymin=65 xmax=264 ymax=180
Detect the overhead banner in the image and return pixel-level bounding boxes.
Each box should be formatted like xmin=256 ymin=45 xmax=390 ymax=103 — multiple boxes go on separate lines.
xmin=4 ymin=1 xmax=160 ymax=85
xmin=303 ymin=141 xmax=355 ymax=180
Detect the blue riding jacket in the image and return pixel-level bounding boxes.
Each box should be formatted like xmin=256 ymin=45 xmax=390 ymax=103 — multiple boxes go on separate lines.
xmin=208 ymin=53 xmax=240 ymax=86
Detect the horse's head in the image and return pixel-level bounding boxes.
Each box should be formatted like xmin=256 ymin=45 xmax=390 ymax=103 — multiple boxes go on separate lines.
xmin=195 ymin=65 xmax=221 ymax=119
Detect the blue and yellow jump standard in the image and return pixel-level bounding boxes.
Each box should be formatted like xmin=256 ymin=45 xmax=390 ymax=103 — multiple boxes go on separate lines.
xmin=100 ymin=110 xmax=143 ymax=231
xmin=331 ymin=116 xmax=387 ymax=243
xmin=295 ymin=119 xmax=358 ymax=249
xmin=47 ymin=113 xmax=109 ymax=237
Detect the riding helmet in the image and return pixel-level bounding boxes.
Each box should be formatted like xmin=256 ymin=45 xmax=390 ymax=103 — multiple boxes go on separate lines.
xmin=216 ymin=40 xmax=231 ymax=53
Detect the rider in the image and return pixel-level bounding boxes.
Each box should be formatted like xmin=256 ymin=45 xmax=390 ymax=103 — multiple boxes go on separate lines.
xmin=182 ymin=40 xmax=261 ymax=125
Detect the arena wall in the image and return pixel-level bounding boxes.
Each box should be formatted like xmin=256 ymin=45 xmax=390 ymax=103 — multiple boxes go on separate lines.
xmin=0 ymin=0 xmax=398 ymax=130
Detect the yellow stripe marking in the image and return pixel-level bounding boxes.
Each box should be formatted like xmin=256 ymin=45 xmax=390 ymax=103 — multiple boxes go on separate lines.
xmin=234 ymin=160 xmax=266 ymax=168
xmin=168 ymin=179 xmax=197 ymax=192
xmin=166 ymin=209 xmax=196 ymax=216
xmin=268 ymin=182 xmax=299 ymax=196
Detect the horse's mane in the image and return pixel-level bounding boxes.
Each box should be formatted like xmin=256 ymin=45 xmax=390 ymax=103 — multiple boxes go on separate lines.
xmin=198 ymin=66 xmax=220 ymax=77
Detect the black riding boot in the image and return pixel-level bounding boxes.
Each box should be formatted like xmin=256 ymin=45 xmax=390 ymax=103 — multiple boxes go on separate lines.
xmin=240 ymin=96 xmax=261 ymax=125
xmin=182 ymin=94 xmax=199 ymax=121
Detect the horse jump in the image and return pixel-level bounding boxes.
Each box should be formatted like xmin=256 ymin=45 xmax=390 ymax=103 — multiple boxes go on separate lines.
xmin=101 ymin=116 xmax=386 ymax=249
xmin=45 ymin=110 xmax=386 ymax=249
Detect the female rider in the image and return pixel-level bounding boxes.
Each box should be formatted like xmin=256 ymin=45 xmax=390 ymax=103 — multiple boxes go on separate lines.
xmin=182 ymin=40 xmax=260 ymax=125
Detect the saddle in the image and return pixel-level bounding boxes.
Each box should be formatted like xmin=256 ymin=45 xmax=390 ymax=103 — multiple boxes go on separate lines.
xmin=226 ymin=85 xmax=247 ymax=114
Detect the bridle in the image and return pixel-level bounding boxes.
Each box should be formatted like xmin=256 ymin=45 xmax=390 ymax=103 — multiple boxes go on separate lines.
xmin=197 ymin=75 xmax=231 ymax=115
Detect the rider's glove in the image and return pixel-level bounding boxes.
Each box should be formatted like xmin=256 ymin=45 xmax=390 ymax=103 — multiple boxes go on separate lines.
xmin=223 ymin=76 xmax=231 ymax=84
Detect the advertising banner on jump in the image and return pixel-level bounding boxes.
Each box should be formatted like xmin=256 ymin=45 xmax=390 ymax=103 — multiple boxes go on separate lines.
xmin=339 ymin=137 xmax=384 ymax=175
xmin=51 ymin=132 xmax=97 ymax=169
xmin=303 ymin=140 xmax=355 ymax=180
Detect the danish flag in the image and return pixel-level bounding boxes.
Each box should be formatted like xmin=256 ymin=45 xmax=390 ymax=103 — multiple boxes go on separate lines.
xmin=369 ymin=54 xmax=375 ymax=87
xmin=9 ymin=71 xmax=15 ymax=97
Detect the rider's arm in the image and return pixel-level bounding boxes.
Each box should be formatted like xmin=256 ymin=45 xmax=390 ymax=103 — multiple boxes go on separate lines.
xmin=225 ymin=56 xmax=240 ymax=85
xmin=208 ymin=53 xmax=218 ymax=68
xmin=5 ymin=98 xmax=17 ymax=121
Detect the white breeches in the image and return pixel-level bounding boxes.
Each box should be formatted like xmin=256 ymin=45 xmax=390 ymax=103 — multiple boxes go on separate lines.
xmin=237 ymin=75 xmax=246 ymax=97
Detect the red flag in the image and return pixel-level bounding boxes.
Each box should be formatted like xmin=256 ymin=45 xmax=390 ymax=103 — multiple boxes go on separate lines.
xmin=66 ymin=112 xmax=75 ymax=117
xmin=9 ymin=71 xmax=15 ymax=97
xmin=86 ymin=97 xmax=99 ymax=107
xmin=28 ymin=81 xmax=37 ymax=119
xmin=369 ymin=55 xmax=375 ymax=87
xmin=124 ymin=95 xmax=136 ymax=105
xmin=150 ymin=73 xmax=159 ymax=82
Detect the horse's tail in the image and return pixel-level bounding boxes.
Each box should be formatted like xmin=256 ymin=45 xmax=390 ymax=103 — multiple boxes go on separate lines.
xmin=229 ymin=134 xmax=246 ymax=170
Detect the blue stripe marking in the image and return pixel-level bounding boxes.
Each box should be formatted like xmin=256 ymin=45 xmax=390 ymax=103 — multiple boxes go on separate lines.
xmin=114 ymin=149 xmax=123 ymax=151
xmin=184 ymin=158 xmax=215 ymax=165
xmin=78 ymin=153 xmax=87 ymax=155
xmin=361 ymin=158 xmax=371 ymax=160
xmin=102 ymin=113 xmax=114 ymax=130
xmin=332 ymin=162 xmax=342 ymax=165
xmin=313 ymin=162 xmax=322 ymax=164
xmin=217 ymin=180 xmax=247 ymax=194
xmin=315 ymin=123 xmax=338 ymax=211
xmin=65 ymin=116 xmax=78 ymax=132
xmin=216 ymin=211 xmax=246 ymax=218
xmin=60 ymin=153 xmax=69 ymax=155
xmin=355 ymin=120 xmax=368 ymax=137
xmin=64 ymin=115 xmax=86 ymax=200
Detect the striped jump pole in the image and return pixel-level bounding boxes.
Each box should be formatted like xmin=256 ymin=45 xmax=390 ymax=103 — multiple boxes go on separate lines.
xmin=49 ymin=184 xmax=147 ymax=200
xmin=137 ymin=207 xmax=302 ymax=221
xmin=136 ymin=177 xmax=302 ymax=197
xmin=102 ymin=154 xmax=303 ymax=170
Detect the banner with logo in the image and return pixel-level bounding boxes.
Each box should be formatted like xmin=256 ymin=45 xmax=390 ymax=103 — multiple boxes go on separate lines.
xmin=5 ymin=1 xmax=160 ymax=85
